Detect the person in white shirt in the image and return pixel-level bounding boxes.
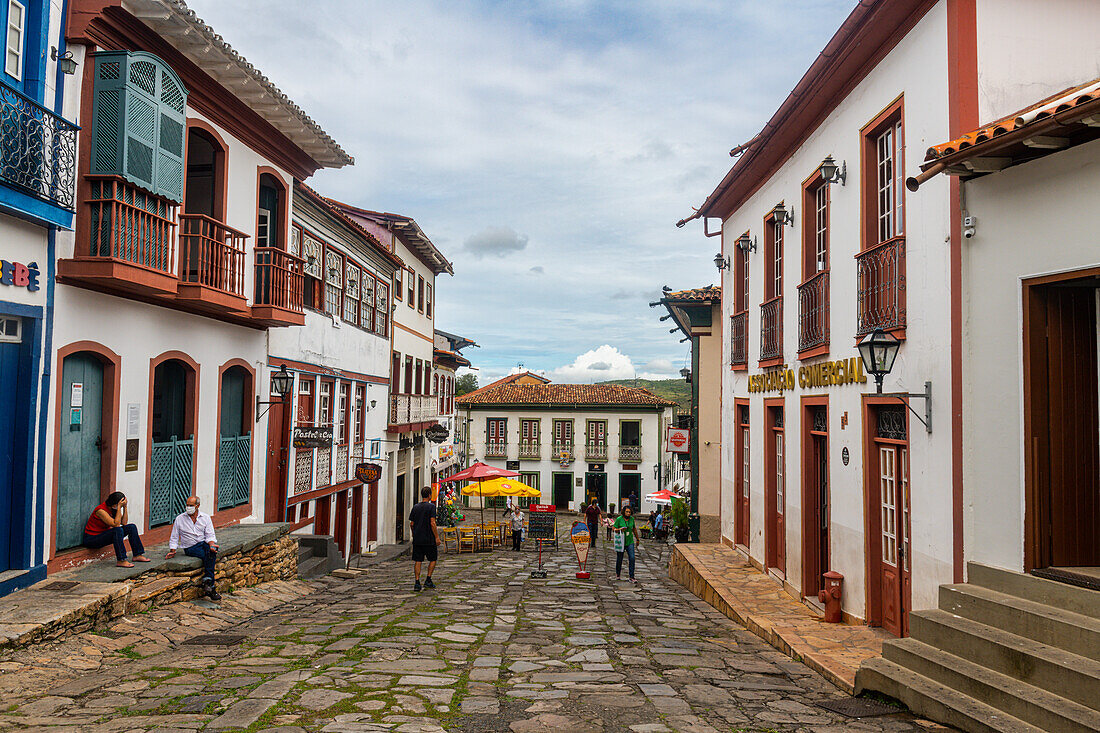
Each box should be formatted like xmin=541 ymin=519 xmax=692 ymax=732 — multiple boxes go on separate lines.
xmin=165 ymin=496 xmax=220 ymax=600
xmin=508 ymin=506 xmax=525 ymax=551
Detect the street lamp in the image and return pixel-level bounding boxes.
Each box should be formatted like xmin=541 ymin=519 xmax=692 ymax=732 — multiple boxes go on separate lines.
xmin=819 ymin=155 xmax=847 ymax=186
xmin=771 ymin=202 xmax=794 ymax=227
xmin=736 ymin=233 xmax=757 ymax=253
xmin=714 ymin=253 xmax=731 ymax=270
xmin=680 ymin=367 xmax=692 ymax=384
xmin=857 ymin=328 xmax=932 ymax=433
xmin=256 ymin=364 xmax=294 ymax=422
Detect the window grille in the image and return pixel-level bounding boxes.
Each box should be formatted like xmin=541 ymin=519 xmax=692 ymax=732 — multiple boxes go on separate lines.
xmin=773 ymin=409 xmax=784 ymax=429
xmin=739 ymin=405 xmax=749 ymax=425
xmin=360 ymin=272 xmax=374 ymax=330
xmin=344 ymin=261 xmax=360 ymax=324
xmin=877 ymin=406 xmax=906 ymax=440
xmin=812 ymin=406 xmax=827 ymax=433
xmin=324 ymin=251 xmax=342 ymax=317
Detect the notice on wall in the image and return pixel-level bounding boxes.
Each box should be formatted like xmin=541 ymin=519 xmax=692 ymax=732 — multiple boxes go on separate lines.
xmin=125 ymin=438 xmax=139 ymax=472
xmin=70 ymin=382 xmax=83 ymax=408
xmin=126 ymin=403 xmax=140 ymax=439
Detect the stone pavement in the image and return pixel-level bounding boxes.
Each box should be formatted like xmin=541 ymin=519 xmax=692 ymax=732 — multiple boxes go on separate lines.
xmin=0 ymin=533 xmax=954 ymax=732
xmin=670 ymin=543 xmax=889 ymax=693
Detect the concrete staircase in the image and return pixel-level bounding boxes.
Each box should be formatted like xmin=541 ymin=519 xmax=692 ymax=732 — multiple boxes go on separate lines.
xmin=856 ymin=562 xmax=1100 ymax=733
xmin=296 ymin=535 xmax=343 ymax=579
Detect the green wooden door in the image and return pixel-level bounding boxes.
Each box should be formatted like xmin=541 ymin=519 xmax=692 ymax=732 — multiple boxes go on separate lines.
xmin=58 ymin=354 xmax=103 ymax=550
xmin=218 ymin=368 xmax=250 ymax=510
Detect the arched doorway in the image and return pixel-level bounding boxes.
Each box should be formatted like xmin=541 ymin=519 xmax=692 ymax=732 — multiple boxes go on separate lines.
xmin=57 ymin=351 xmax=106 ymax=551
xmin=218 ymin=364 xmax=252 ymax=511
xmin=149 ymin=357 xmax=196 ymax=527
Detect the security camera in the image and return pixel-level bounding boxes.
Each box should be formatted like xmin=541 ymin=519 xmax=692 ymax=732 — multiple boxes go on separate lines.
xmin=963 ymin=215 xmax=976 ymax=239
xmin=964 ymin=227 xmax=976 ymax=239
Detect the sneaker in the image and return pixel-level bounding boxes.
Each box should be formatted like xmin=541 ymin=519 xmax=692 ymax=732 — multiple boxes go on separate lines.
xmin=630 ymin=577 xmax=637 ymax=584
xmin=615 ymin=575 xmax=621 ymax=581
xmin=207 ymin=587 xmax=222 ymax=601
xmin=423 ymin=577 xmax=435 ymax=589
xmin=414 ymin=580 xmax=422 ymax=592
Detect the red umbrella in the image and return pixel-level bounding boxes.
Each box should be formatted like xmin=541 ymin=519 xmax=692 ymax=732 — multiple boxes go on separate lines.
xmin=440 ymin=462 xmax=520 ymax=528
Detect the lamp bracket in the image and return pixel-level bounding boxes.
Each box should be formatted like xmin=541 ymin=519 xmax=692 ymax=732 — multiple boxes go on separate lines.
xmin=256 ymin=394 xmax=288 ymax=423
xmin=881 ymin=381 xmax=932 ymax=433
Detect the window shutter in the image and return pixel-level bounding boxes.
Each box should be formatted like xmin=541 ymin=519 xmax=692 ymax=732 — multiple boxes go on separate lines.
xmin=90 ymin=51 xmax=188 ymax=203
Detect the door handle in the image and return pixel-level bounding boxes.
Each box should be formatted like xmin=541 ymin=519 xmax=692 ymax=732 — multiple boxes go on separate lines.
xmin=94 ymin=437 xmax=104 ymax=451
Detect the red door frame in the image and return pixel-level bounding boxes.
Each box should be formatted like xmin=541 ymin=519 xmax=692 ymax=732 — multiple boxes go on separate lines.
xmin=763 ymin=397 xmax=785 ymax=576
xmin=367 ymin=481 xmax=378 ymax=543
xmin=862 ymin=394 xmax=911 ymax=637
xmin=334 ymin=489 xmax=349 ymax=556
xmin=350 ymin=484 xmax=363 ymax=556
xmin=734 ymin=398 xmax=750 ymax=548
xmin=800 ymin=395 xmax=829 ymax=598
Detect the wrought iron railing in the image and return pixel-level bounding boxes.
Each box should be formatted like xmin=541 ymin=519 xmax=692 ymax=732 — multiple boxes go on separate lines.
xmin=856 ymin=236 xmax=906 ymax=335
xmin=86 ymin=175 xmax=177 ymax=271
xmin=619 ymin=445 xmax=642 ymax=462
xmin=552 ymin=442 xmax=574 ymax=462
xmin=179 ymin=213 xmax=247 ymax=296
xmin=797 ymin=271 xmax=829 ymax=352
xmin=485 ymin=440 xmax=507 ymax=458
xmin=389 ymin=394 xmax=438 ymax=426
xmin=217 ymin=434 xmax=250 ymax=510
xmin=585 ymin=443 xmax=608 ymax=461
xmin=760 ymin=297 xmax=782 ymax=361
xmin=518 ymin=442 xmax=540 ymax=459
xmin=0 ymin=81 xmax=78 ymax=211
xmin=254 ymin=246 xmax=304 ymax=312
xmin=730 ymin=311 xmax=747 ymax=366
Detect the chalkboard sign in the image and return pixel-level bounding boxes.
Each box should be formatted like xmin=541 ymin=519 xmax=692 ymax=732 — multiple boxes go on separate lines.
xmin=527 ymin=506 xmax=557 ymax=540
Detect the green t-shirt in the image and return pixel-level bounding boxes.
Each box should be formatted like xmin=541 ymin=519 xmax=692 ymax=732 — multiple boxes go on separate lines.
xmin=613 ymin=516 xmax=636 ymax=546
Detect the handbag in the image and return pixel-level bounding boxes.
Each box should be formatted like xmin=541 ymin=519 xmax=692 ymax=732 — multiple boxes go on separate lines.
xmin=613 ymin=528 xmax=626 ymax=553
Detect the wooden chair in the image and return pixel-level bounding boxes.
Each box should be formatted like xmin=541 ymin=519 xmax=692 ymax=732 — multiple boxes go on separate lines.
xmin=458 ymin=527 xmax=477 ymax=553
xmin=440 ymin=527 xmax=457 ymax=552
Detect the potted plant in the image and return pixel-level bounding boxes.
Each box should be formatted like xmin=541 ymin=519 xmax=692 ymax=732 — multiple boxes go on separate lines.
xmin=670 ymin=497 xmax=690 ymax=542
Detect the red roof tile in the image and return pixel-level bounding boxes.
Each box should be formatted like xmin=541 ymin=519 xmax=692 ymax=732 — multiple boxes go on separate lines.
xmin=666 ymin=285 xmax=721 ymax=302
xmin=457 ymin=383 xmax=677 ymax=408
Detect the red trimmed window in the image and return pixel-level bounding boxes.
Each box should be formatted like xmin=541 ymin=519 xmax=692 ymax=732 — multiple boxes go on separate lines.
xmin=760 ymin=215 xmax=783 ymax=362
xmin=337 ymin=382 xmax=350 ymax=445
xmin=407 ymin=267 xmax=415 ymax=304
xmin=354 ymin=384 xmax=365 ymax=445
xmin=798 ymin=174 xmax=830 ymax=354
xmin=319 ymin=380 xmax=334 ymax=427
xmin=374 ymin=278 xmax=389 ymax=337
xmin=730 ymin=231 xmax=749 ymax=368
xmin=393 ymin=267 xmax=402 ymax=300
xmin=426 ymin=283 xmax=433 ymax=318
xmin=417 ymin=275 xmax=425 ymax=313
xmin=391 ymin=351 xmax=401 ymax=394
xmin=297 ymin=376 xmax=314 ymax=426
xmin=404 ymin=356 xmax=414 ymax=395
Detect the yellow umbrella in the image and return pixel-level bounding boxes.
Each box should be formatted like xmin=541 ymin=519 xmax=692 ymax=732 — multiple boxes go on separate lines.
xmin=461 ymin=482 xmax=501 ymax=496
xmin=479 ymin=477 xmax=540 ymax=497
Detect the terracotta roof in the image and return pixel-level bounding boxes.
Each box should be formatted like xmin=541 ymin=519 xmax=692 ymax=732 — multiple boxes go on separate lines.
xmin=927 ymin=79 xmax=1100 ymax=159
xmin=434 ymin=348 xmax=471 ymax=368
xmin=666 ymin=285 xmax=721 ymax=302
xmin=294 ymin=183 xmax=404 ymax=270
xmin=327 ymin=199 xmax=454 ymax=276
xmin=459 ymin=371 xmax=549 ymax=401
xmin=457 ymin=383 xmax=676 ymax=408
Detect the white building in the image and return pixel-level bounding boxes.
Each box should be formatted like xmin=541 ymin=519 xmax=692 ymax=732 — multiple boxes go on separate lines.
xmin=680 ymin=0 xmax=1100 ymax=638
xmin=265 ymin=183 xmax=402 ymax=557
xmin=46 ymin=0 xmax=350 ymax=572
xmin=433 ymin=329 xmax=477 ymax=481
xmin=457 ymin=379 xmax=676 ymax=512
xmin=331 ymin=202 xmax=453 ymax=544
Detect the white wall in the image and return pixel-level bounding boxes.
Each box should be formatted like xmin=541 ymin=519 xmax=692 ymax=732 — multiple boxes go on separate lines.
xmin=718 ymin=4 xmax=954 ymax=619
xmin=961 ymin=138 xmax=1100 ymax=572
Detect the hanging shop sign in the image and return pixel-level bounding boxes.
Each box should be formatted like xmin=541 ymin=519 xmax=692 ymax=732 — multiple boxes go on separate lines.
xmin=355 ymin=462 xmax=383 ymax=483
xmin=748 ymin=357 xmax=867 ymax=394
xmin=293 ymin=425 xmax=333 ymax=449
xmin=425 ymin=424 xmax=450 ymax=443
xmin=0 ymin=260 xmax=40 ymax=292
xmin=666 ymin=427 xmax=690 ymax=454
xmin=437 ymin=444 xmax=454 ymax=461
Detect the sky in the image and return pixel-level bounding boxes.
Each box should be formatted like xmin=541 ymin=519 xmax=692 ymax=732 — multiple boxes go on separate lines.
xmin=187 ymin=0 xmax=856 ymax=385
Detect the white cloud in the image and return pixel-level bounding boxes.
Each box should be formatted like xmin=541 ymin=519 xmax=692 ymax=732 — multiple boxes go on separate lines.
xmin=463 ymin=226 xmax=530 ymax=259
xmin=643 ymin=358 xmax=676 ymax=374
xmin=552 ymin=345 xmax=636 ymax=383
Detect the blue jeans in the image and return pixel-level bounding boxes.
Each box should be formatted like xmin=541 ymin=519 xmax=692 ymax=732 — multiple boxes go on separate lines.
xmin=615 ymin=543 xmax=636 ymax=579
xmin=84 ymin=524 xmax=144 ymax=562
xmin=184 ymin=541 xmax=217 ymax=582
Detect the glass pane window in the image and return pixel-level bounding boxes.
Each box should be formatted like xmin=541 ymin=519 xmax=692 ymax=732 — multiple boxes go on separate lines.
xmin=353 ymin=389 xmax=363 ymax=444
xmin=773 ymin=219 xmax=783 ymax=297
xmin=5 ymin=1 xmax=23 ymax=79
xmin=776 ymin=432 xmax=784 ymax=511
xmin=374 ymin=280 xmax=389 ymax=336
xmin=337 ymin=384 xmax=348 ymax=444
xmin=319 ymin=382 xmax=333 ymax=426
xmin=880 ymin=447 xmax=897 ymax=565
xmin=344 ymin=262 xmax=360 ymax=324
xmin=360 ymin=273 xmax=374 ymax=330
xmin=325 ymin=251 xmax=342 ymax=317
xmin=876 ymin=121 xmax=904 ymax=243
xmin=815 ymin=183 xmax=828 ymax=271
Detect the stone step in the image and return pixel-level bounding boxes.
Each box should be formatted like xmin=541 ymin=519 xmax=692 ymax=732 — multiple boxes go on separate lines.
xmin=910 ymin=609 xmax=1100 ymax=711
xmin=297 ymin=555 xmax=329 ymax=579
xmin=856 ymin=657 xmax=1044 ymax=733
xmin=882 ymin=638 xmax=1100 ymax=733
xmin=939 ymin=583 xmax=1100 ymax=661
xmin=968 ymin=562 xmax=1100 ymax=620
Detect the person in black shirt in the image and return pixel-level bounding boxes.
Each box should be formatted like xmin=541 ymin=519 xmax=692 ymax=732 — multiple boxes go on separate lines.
xmin=408 ymin=486 xmax=440 ymax=591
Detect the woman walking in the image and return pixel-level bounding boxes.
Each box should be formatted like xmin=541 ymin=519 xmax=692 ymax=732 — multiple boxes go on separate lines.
xmin=612 ymin=505 xmax=641 ymax=583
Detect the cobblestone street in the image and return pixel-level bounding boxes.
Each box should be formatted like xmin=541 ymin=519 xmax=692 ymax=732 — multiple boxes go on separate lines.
xmin=2 ymin=538 xmax=952 ymax=733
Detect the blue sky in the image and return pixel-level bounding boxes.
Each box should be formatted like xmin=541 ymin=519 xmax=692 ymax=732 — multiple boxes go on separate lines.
xmin=187 ymin=0 xmax=856 ymax=384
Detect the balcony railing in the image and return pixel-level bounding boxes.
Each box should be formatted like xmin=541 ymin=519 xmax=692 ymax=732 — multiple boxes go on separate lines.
xmin=389 ymin=394 xmax=439 ymax=426
xmin=0 ymin=81 xmax=78 ymax=212
xmin=730 ymin=311 xmax=747 ymax=366
xmin=485 ymin=440 xmax=507 ymax=458
xmin=179 ymin=213 xmax=247 ymax=296
xmin=857 ymin=236 xmax=905 ymax=335
xmin=797 ymin=271 xmax=829 ymax=352
xmin=253 ymin=246 xmax=304 ymax=311
xmin=519 ymin=442 xmax=540 ymax=459
xmin=87 ymin=175 xmax=177 ymax=273
xmin=760 ymin=296 xmax=782 ymax=361
xmin=552 ymin=442 xmax=574 ymax=462
xmin=619 ymin=445 xmax=642 ymax=463
xmin=585 ymin=443 xmax=608 ymax=461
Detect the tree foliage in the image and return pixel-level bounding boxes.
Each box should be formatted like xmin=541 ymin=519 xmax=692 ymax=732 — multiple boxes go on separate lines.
xmin=455 ymin=373 xmax=479 ymax=396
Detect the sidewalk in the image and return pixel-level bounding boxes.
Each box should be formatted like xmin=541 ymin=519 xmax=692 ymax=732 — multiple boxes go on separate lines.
xmin=669 ymin=542 xmax=888 ymax=694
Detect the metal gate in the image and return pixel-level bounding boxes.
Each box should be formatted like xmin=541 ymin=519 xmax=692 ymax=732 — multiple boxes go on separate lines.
xmin=217 ymin=433 xmax=251 ymax=510
xmin=150 ymin=435 xmax=193 ymax=526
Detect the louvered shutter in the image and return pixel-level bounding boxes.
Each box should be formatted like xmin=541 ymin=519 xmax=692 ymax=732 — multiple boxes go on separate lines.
xmin=90 ymin=51 xmax=187 ymax=202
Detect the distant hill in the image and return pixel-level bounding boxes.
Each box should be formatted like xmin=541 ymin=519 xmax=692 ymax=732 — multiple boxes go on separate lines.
xmin=597 ymin=378 xmax=690 ymax=412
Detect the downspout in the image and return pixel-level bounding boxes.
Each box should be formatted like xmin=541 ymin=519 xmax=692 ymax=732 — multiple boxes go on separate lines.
xmin=689 ymin=333 xmax=700 ymax=542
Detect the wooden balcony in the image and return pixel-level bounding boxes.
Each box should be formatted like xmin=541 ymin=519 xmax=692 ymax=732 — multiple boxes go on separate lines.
xmin=585 ymin=443 xmax=608 ymax=461
xmin=798 ymin=271 xmax=829 ymax=354
xmin=252 ymin=246 xmax=305 ymax=326
xmin=485 ymin=441 xmax=507 ymax=458
xmin=518 ymin=442 xmax=540 ymax=460
xmin=730 ymin=311 xmax=747 ymax=366
xmin=760 ymin=296 xmax=783 ymax=362
xmin=619 ymin=445 xmax=642 ymax=463
xmin=857 ymin=236 xmax=906 ymax=335
xmin=58 ymin=175 xmax=179 ymax=297
xmin=552 ymin=442 xmax=574 ymax=463
xmin=388 ymin=394 xmax=439 ymax=429
xmin=177 ymin=213 xmax=249 ymax=314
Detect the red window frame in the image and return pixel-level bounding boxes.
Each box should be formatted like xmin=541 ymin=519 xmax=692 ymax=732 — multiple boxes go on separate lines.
xmin=734 ymin=230 xmax=750 ymax=314
xmin=337 ymin=382 xmax=351 ymax=445
xmin=764 ymin=213 xmax=783 ymax=302
xmin=393 ymin=267 xmax=403 ymax=300
xmin=318 ymin=379 xmax=334 ymax=427
xmin=417 ymin=275 xmax=425 ymax=313
xmin=861 ymin=96 xmax=905 ymax=252
xmin=354 ymin=383 xmax=366 ymax=445
xmin=404 ymin=356 xmax=414 ymax=395
xmin=296 ymin=375 xmax=315 ymax=426
xmin=391 ymin=351 xmax=401 ymax=394
xmin=407 ymin=267 xmax=415 ymax=305
xmin=426 ymin=283 xmax=433 ymax=318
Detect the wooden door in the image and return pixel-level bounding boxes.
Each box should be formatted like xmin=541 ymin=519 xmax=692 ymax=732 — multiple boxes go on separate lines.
xmin=877 ymin=443 xmax=910 ymax=637
xmin=367 ymin=482 xmax=378 ymax=543
xmin=553 ymin=473 xmax=572 ymax=509
xmin=315 ymin=495 xmax=331 ymax=536
xmin=736 ymin=407 xmax=750 ymax=546
xmin=57 ymin=353 xmax=104 ymax=551
xmin=350 ymin=485 xmax=363 ymax=556
xmin=765 ymin=406 xmax=785 ymax=575
xmin=815 ymin=435 xmax=829 ymax=588
xmin=775 ymin=429 xmax=786 ymax=573
xmin=334 ymin=489 xmax=348 ymax=557
xmin=395 ymin=474 xmax=405 ymax=542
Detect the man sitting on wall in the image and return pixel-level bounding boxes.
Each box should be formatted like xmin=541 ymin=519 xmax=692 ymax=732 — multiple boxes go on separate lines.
xmin=83 ymin=492 xmax=151 ymax=568
xmin=165 ymin=496 xmax=221 ymax=601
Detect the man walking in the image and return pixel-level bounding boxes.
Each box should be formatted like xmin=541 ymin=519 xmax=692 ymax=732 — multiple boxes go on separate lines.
xmin=165 ymin=496 xmax=220 ymax=601
xmin=409 ymin=486 xmax=440 ymax=591
xmin=583 ymin=497 xmax=602 ymax=547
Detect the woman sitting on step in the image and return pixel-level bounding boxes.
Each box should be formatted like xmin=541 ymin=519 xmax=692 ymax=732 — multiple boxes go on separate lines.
xmin=83 ymin=492 xmax=151 ymax=568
